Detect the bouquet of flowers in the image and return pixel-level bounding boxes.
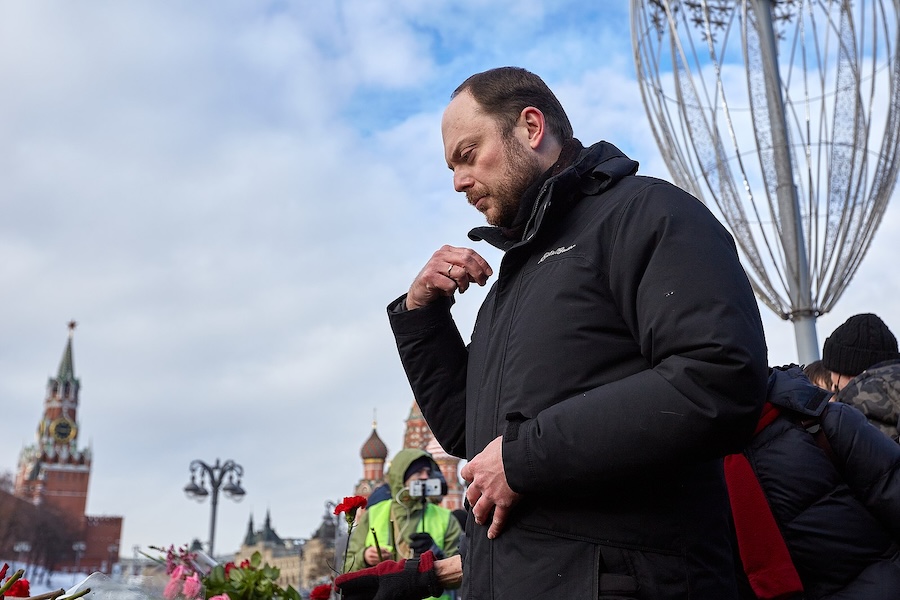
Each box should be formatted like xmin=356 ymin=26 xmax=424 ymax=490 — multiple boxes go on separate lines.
xmin=149 ymin=545 xmax=302 ymax=600
xmin=137 ymin=494 xmax=368 ymax=600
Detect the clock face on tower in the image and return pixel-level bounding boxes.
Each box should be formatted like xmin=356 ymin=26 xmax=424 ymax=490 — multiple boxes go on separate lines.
xmin=49 ymin=417 xmax=76 ymax=442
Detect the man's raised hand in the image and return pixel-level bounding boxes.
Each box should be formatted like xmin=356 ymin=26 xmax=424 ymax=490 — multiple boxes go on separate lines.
xmin=406 ymin=245 xmax=493 ymax=310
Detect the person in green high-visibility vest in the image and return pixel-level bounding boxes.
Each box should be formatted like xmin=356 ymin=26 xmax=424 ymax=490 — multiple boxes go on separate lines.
xmin=344 ymin=448 xmax=462 ymax=600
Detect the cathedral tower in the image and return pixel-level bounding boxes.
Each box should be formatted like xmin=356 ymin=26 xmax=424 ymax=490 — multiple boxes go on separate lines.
xmin=354 ymin=419 xmax=388 ymax=497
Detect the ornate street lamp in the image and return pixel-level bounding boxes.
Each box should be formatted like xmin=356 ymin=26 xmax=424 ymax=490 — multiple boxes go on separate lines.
xmin=183 ymin=458 xmax=246 ymax=557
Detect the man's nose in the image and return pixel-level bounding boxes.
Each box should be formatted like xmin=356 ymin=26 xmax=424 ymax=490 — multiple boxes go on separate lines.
xmin=453 ymin=169 xmax=473 ymax=192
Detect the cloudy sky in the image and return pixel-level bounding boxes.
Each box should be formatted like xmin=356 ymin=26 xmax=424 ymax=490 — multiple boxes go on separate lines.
xmin=2 ymin=1 xmax=899 ymax=562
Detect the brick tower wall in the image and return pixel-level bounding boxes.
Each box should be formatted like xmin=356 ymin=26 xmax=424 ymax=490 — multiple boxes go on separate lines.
xmin=39 ymin=466 xmax=89 ymax=521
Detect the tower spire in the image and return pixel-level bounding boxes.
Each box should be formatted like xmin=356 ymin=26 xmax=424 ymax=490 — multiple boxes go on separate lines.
xmin=57 ymin=320 xmax=77 ymax=380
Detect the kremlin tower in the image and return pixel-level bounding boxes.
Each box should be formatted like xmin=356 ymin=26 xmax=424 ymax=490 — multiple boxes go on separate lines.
xmin=13 ymin=322 xmax=123 ymax=573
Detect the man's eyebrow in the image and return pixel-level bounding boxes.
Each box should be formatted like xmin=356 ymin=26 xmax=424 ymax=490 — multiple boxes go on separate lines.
xmin=447 ymin=140 xmax=473 ymax=167
xmin=447 ymin=144 xmax=464 ymax=163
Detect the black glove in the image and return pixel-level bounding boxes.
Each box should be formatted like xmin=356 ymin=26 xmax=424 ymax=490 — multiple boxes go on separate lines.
xmin=335 ymin=550 xmax=444 ymax=600
xmin=408 ymin=533 xmax=444 ymax=559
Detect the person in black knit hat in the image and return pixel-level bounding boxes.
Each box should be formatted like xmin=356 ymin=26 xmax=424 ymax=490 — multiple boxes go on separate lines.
xmin=822 ymin=313 xmax=900 ymax=441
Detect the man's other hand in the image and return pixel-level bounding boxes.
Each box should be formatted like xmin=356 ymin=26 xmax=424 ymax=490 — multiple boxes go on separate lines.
xmin=460 ymin=436 xmax=521 ymax=539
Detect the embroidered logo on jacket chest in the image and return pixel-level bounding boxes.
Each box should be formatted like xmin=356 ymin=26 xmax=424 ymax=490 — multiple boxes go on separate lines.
xmin=538 ymin=244 xmax=576 ymax=263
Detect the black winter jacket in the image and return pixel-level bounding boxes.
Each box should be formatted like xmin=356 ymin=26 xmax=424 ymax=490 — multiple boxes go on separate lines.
xmin=389 ymin=141 xmax=769 ymax=599
xmin=742 ymin=366 xmax=900 ymax=599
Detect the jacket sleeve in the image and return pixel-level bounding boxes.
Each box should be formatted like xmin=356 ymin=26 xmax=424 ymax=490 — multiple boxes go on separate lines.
xmin=503 ymin=182 xmax=769 ymax=491
xmin=388 ymin=295 xmax=469 ymax=458
xmin=824 ymin=401 xmax=900 ymax=538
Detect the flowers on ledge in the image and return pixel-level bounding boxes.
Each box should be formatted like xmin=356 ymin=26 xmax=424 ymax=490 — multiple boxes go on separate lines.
xmin=1 ymin=563 xmax=29 ymax=598
xmin=152 ymin=545 xmax=302 ymax=600
xmin=1 ymin=563 xmax=90 ymax=600
xmin=308 ymin=583 xmax=333 ymax=599
xmin=162 ymin=563 xmax=204 ymax=600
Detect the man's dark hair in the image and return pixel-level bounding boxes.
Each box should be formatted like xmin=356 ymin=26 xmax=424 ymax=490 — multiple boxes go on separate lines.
xmin=802 ymin=359 xmax=834 ymax=390
xmin=452 ymin=67 xmax=574 ymax=143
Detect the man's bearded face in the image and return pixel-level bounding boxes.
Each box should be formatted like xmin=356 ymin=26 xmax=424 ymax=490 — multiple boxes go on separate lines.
xmin=467 ymin=134 xmax=544 ymax=228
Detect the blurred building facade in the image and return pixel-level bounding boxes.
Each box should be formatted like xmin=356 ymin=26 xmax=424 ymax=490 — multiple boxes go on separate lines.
xmin=234 ymin=511 xmax=300 ymax=588
xmin=230 ymin=508 xmax=335 ymax=593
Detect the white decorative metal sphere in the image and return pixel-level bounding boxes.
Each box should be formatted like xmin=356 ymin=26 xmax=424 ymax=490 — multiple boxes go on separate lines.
xmin=631 ymin=0 xmax=900 ymax=362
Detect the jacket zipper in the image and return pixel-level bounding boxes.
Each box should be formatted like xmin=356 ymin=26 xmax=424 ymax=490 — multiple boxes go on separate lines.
xmin=484 ymin=182 xmax=553 ymax=440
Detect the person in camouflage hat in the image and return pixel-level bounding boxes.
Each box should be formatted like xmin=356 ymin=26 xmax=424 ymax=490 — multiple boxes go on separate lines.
xmin=832 ymin=363 xmax=900 ymax=441
xmin=822 ymin=313 xmax=900 ymax=441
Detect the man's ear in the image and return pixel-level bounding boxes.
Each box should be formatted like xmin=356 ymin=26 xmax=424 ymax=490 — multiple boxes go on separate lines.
xmin=518 ymin=106 xmax=546 ymax=149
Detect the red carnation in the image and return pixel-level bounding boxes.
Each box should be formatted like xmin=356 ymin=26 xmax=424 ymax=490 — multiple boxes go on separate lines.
xmin=6 ymin=578 xmax=30 ymax=597
xmin=309 ymin=583 xmax=333 ymax=599
xmin=239 ymin=559 xmax=251 ymax=569
xmin=334 ymin=495 xmax=367 ymax=525
xmin=224 ymin=561 xmax=236 ymax=576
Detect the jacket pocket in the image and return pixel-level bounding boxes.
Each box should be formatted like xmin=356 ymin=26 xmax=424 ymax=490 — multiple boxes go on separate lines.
xmin=598 ymin=572 xmax=640 ymax=599
xmin=598 ymin=543 xmax=686 ymax=599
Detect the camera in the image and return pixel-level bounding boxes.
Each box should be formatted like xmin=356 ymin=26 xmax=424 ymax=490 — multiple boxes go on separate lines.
xmin=408 ymin=478 xmax=445 ymax=498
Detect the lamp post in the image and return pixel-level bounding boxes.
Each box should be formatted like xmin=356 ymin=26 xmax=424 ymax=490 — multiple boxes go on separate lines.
xmin=325 ymin=500 xmax=342 ymax=571
xmin=132 ymin=544 xmax=142 ymax=577
xmin=107 ymin=544 xmax=119 ymax=575
xmin=183 ymin=458 xmax=246 ymax=558
xmin=72 ymin=541 xmax=86 ymax=583
xmin=13 ymin=541 xmax=30 ymax=567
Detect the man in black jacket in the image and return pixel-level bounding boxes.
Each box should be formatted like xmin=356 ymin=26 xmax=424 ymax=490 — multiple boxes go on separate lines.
xmin=387 ymin=67 xmax=768 ymax=599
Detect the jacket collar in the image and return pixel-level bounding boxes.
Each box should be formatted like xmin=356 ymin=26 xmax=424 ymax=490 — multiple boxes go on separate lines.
xmin=766 ymin=364 xmax=832 ymax=417
xmin=468 ymin=140 xmax=639 ymax=250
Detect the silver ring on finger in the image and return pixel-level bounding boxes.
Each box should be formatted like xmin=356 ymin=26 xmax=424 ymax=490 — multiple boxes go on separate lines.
xmin=447 ymin=264 xmax=454 ymax=277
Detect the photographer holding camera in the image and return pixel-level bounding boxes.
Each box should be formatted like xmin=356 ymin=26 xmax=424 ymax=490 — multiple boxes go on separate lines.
xmin=343 ymin=448 xmax=462 ymax=600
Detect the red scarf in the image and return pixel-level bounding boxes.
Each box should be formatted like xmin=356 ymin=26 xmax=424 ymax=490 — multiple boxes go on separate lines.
xmin=724 ymin=403 xmax=804 ymax=599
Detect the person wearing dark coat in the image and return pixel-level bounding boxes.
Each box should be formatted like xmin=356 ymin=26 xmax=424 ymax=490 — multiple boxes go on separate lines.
xmin=386 ymin=66 xmax=768 ymax=599
xmin=728 ymin=365 xmax=900 ymax=599
xmin=336 ymin=366 xmax=900 ymax=600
